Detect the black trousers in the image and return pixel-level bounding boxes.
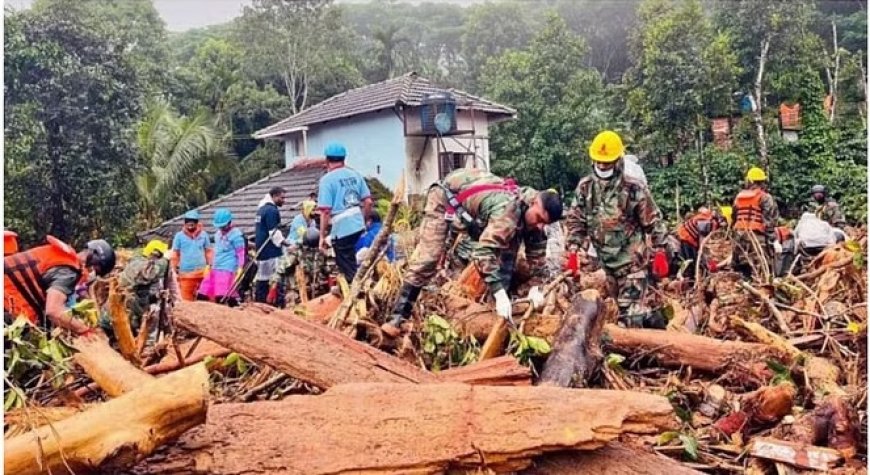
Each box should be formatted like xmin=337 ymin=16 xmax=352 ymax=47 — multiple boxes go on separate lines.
xmin=333 ymin=230 xmax=364 ymax=282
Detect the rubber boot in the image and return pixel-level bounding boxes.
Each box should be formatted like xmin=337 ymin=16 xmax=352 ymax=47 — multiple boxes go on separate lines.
xmin=381 ymin=284 xmax=422 ymax=338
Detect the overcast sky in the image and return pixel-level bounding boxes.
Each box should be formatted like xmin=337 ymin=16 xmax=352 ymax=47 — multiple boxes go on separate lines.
xmin=4 ymin=0 xmax=485 ymax=32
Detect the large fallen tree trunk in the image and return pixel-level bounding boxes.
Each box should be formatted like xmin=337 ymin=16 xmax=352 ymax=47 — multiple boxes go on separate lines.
xmin=603 ymin=325 xmax=793 ymax=373
xmin=539 ymin=290 xmax=604 ymax=387
xmin=175 ymin=300 xmax=437 ymax=387
xmin=4 ymin=364 xmax=209 ymax=475
xmin=71 ymin=335 xmax=154 ymax=397
xmin=521 ymin=443 xmax=703 ymax=474
xmin=436 ymin=355 xmax=531 ymax=386
xmin=136 ymin=383 xmax=676 ymax=474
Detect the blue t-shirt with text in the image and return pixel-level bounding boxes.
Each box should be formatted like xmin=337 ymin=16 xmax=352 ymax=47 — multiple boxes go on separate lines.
xmin=318 ymin=167 xmax=371 ymax=239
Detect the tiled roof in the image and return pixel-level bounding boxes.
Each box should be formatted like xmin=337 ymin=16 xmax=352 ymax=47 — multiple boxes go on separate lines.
xmin=253 ymin=72 xmax=516 ymax=139
xmin=139 ymin=160 xmax=328 ymax=242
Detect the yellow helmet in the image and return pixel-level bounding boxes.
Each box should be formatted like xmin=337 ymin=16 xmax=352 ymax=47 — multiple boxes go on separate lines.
xmin=302 ymin=199 xmax=316 ymax=218
xmin=719 ymin=206 xmax=733 ymax=226
xmin=588 ymin=130 xmax=625 ymax=163
xmin=746 ymin=167 xmax=767 ymax=182
xmin=142 ymin=239 xmax=169 ymax=257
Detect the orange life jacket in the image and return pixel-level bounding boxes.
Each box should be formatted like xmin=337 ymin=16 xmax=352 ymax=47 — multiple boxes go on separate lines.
xmin=734 ymin=188 xmax=766 ymax=232
xmin=676 ymin=209 xmax=715 ymax=248
xmin=776 ymin=226 xmax=793 ymax=243
xmin=4 ymin=236 xmax=82 ymax=325
xmin=4 ymin=230 xmax=19 ymax=256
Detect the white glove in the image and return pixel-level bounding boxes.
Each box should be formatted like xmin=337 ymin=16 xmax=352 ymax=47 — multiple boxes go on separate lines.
xmin=325 ymin=235 xmax=333 ymax=247
xmin=773 ymin=241 xmax=783 ymax=254
xmin=355 ymin=247 xmax=368 ymax=264
xmin=528 ymin=286 xmax=545 ymax=310
xmin=494 ymin=289 xmax=513 ymax=325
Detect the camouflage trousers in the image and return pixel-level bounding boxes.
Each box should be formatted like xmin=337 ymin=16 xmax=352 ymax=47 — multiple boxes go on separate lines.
xmin=404 ymin=186 xmax=452 ymax=288
xmin=271 ymin=247 xmax=331 ymax=302
xmin=605 ymin=263 xmax=649 ymax=325
xmin=732 ymin=231 xmax=773 ymax=278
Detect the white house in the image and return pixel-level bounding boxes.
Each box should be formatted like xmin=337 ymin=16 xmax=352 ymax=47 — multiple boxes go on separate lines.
xmin=252 ymin=72 xmax=517 ymax=203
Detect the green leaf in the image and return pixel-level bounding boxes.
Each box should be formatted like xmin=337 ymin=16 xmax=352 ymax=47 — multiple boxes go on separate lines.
xmin=5 ymin=390 xmax=20 ymax=411
xmin=222 ymin=352 xmax=240 ymax=368
xmin=657 ymin=431 xmax=680 ymax=445
xmin=525 ymin=336 xmax=551 ymax=355
xmin=428 ymin=315 xmax=451 ymax=330
xmin=605 ymin=353 xmax=626 ymax=369
xmin=679 ymin=433 xmax=699 ymax=460
xmin=434 ymin=332 xmax=445 ymax=345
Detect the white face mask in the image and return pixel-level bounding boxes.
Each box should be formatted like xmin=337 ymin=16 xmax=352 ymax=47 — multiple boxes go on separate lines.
xmin=594 ymin=164 xmax=614 ymax=179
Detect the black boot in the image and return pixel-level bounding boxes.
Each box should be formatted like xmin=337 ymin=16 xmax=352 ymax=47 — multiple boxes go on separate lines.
xmin=381 ymin=284 xmax=422 ymax=337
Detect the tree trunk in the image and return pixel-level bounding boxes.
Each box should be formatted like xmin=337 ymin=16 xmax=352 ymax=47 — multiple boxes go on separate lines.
xmin=71 ymin=335 xmax=153 ymax=397
xmin=521 ymin=443 xmax=703 ymax=475
xmin=4 ymin=364 xmax=209 ymax=475
xmin=830 ymin=19 xmax=840 ymax=123
xmin=135 ymin=383 xmax=676 ymax=474
xmin=603 ymin=324 xmax=793 ymax=373
xmin=175 ymin=300 xmax=438 ymax=388
xmin=539 ymin=290 xmax=604 ymax=387
xmin=753 ymin=36 xmax=771 ymax=172
xmin=107 ymin=279 xmax=141 ymax=366
xmin=436 ymin=355 xmax=531 ymax=386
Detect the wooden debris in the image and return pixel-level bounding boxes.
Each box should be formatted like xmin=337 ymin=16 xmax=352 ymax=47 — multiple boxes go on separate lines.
xmin=792 ymin=395 xmax=860 ymax=459
xmin=106 ymin=279 xmax=140 ymax=365
xmin=539 ymin=290 xmax=604 ymax=387
xmin=521 ymin=443 xmax=704 ymax=474
xmin=4 ymin=364 xmax=209 ymax=475
xmin=436 ymin=355 xmax=532 ymax=386
xmin=136 ymin=383 xmax=676 ymax=474
xmin=293 ymin=292 xmax=341 ymax=324
xmin=749 ymin=437 xmax=843 ymax=471
xmin=71 ymin=334 xmax=153 ymax=397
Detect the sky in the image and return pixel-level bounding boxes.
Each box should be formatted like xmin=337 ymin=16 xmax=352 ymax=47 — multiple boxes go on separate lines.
xmin=4 ymin=0 xmax=486 ymax=32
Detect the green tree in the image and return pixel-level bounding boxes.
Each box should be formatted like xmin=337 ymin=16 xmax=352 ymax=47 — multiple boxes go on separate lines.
xmin=481 ymin=14 xmax=610 ymax=193
xmin=135 ymin=102 xmax=234 ymax=229
xmin=4 ymin=6 xmax=145 ymax=246
xmin=554 ymin=0 xmax=637 ymax=83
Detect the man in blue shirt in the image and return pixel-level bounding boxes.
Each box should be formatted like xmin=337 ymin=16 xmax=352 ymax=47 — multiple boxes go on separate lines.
xmin=254 ymin=186 xmax=287 ymax=304
xmin=317 ymin=142 xmax=372 ymax=282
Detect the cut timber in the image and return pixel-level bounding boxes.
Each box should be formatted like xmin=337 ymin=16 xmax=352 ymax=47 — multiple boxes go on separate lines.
xmin=4 ymin=364 xmax=209 ymax=475
xmin=107 ymin=279 xmax=140 ymax=365
xmin=137 ymin=383 xmax=676 ymax=474
xmin=539 ymin=290 xmax=604 ymax=387
xmin=749 ymin=437 xmax=843 ymax=471
xmin=147 ymin=338 xmax=230 ymax=375
xmin=603 ymin=325 xmax=793 ymax=373
xmin=522 ymin=443 xmax=703 ymax=474
xmin=175 ymin=300 xmax=437 ymax=387
xmin=436 ymin=355 xmax=531 ymax=386
xmin=293 ymin=292 xmax=341 ymax=324
xmin=72 ymin=335 xmax=153 ymax=397
xmin=4 ymin=406 xmax=85 ymax=438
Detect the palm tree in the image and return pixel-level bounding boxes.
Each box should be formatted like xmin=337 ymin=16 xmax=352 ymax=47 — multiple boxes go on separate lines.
xmin=373 ymin=25 xmax=411 ymax=80
xmin=136 ymin=101 xmax=235 ymax=228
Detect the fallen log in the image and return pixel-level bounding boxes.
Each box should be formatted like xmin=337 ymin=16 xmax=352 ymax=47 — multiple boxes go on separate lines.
xmin=175 ymin=300 xmax=438 ymax=388
xmin=107 ymin=279 xmax=140 ymax=365
xmin=4 ymin=406 xmax=85 ymax=438
xmin=136 ymin=383 xmax=676 ymax=474
xmin=71 ymin=335 xmax=154 ymax=397
xmin=539 ymin=290 xmax=604 ymax=387
xmin=521 ymin=443 xmax=703 ymax=474
xmin=603 ymin=325 xmax=793 ymax=373
xmin=436 ymin=355 xmax=531 ymax=386
xmin=748 ymin=437 xmax=843 ymax=471
xmin=292 ymin=292 xmax=341 ymax=324
xmin=4 ymin=363 xmax=209 ymax=475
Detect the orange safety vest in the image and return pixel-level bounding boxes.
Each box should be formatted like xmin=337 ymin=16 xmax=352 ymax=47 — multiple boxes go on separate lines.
xmin=734 ymin=188 xmax=766 ymax=232
xmin=776 ymin=226 xmax=793 ymax=243
xmin=676 ymin=209 xmax=715 ymax=248
xmin=4 ymin=230 xmax=19 ymax=256
xmin=4 ymin=236 xmax=82 ymax=325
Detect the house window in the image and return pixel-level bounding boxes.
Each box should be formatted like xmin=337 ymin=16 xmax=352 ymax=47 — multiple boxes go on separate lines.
xmin=439 ymin=153 xmax=472 ymax=179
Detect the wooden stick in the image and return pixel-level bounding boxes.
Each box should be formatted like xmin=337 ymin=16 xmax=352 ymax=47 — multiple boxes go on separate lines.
xmin=739 ymin=281 xmax=791 ymax=334
xmin=107 ymin=280 xmax=140 ymax=366
xmin=330 ymin=173 xmax=405 ymax=328
xmin=295 ymin=262 xmax=309 ymax=304
xmin=797 ymin=256 xmax=852 ymax=281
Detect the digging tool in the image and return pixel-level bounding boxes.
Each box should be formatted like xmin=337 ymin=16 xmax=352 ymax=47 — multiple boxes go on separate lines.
xmin=222 ymin=221 xmax=288 ymax=304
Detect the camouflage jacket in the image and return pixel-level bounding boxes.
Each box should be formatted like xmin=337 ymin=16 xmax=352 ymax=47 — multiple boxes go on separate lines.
xmin=566 ymin=171 xmax=667 ymax=270
xmin=441 ymin=169 xmax=547 ymax=292
xmin=806 ymin=198 xmax=846 ymax=229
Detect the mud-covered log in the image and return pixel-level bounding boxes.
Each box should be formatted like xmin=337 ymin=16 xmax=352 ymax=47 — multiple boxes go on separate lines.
xmin=437 ymin=355 xmax=531 ymax=386
xmin=175 ymin=300 xmax=438 ymax=388
xmin=522 ymin=443 xmax=704 ymax=474
xmin=603 ymin=325 xmax=793 ymax=373
xmin=4 ymin=364 xmax=209 ymax=475
xmin=135 ymin=383 xmax=676 ymax=474
xmin=539 ymin=290 xmax=604 ymax=387
xmin=71 ymin=335 xmax=154 ymax=397
xmin=748 ymin=437 xmax=843 ymax=471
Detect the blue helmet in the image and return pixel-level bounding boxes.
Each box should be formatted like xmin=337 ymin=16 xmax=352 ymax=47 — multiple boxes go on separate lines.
xmin=324 ymin=142 xmax=347 ymax=160
xmin=183 ymin=210 xmax=201 ymax=221
xmin=213 ymin=208 xmax=233 ymax=228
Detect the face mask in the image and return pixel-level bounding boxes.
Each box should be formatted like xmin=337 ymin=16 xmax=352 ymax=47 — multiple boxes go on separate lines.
xmin=594 ymin=164 xmax=614 ymax=179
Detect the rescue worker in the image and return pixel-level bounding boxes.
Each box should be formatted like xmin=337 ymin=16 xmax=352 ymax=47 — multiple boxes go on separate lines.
xmin=355 ymin=210 xmax=396 ymax=264
xmin=565 ymin=130 xmax=668 ymax=328
xmin=317 ymin=142 xmax=373 ymax=281
xmin=774 ymin=225 xmax=796 ymax=277
xmin=731 ymin=167 xmax=780 ymax=278
xmin=200 ymin=209 xmax=246 ymax=305
xmin=382 ymin=168 xmax=563 ymax=338
xmin=4 ymin=230 xmax=19 ymax=256
xmin=806 ymin=185 xmax=846 ymax=230
xmin=266 ymin=201 xmax=320 ymax=306
xmin=170 ymin=210 xmax=212 ymax=301
xmin=674 ymin=206 xmax=729 ymax=278
xmin=267 ymin=227 xmax=328 ymax=305
xmin=254 ymin=186 xmax=288 ymax=304
xmin=4 ymin=236 xmax=116 ymax=335
xmin=115 ymin=240 xmax=179 ymax=343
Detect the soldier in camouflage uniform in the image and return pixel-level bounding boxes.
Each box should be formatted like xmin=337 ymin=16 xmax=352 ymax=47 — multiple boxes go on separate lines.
xmin=267 ymin=228 xmax=333 ymax=306
xmin=806 ymin=184 xmax=846 ymax=230
xmin=731 ymin=167 xmax=780 ymax=278
xmin=381 ymin=168 xmax=563 ymax=337
xmin=565 ymin=131 xmax=668 ymax=328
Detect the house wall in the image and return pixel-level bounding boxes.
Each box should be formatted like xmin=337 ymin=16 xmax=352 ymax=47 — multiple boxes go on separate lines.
xmin=282 ymin=109 xmax=406 ymax=191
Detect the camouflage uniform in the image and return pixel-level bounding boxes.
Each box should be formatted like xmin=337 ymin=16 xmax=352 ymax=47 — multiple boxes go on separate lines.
xmin=806 ymin=198 xmax=846 ymax=229
xmin=102 ymin=255 xmax=177 ymax=342
xmin=731 ymin=186 xmax=779 ymax=278
xmin=270 ymin=245 xmax=332 ymax=305
xmin=565 ymin=169 xmax=667 ymax=325
xmin=404 ymin=168 xmax=548 ymax=294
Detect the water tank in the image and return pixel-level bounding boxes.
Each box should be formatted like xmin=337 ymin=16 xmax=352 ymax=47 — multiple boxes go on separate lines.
xmin=420 ymin=91 xmax=457 ymax=136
